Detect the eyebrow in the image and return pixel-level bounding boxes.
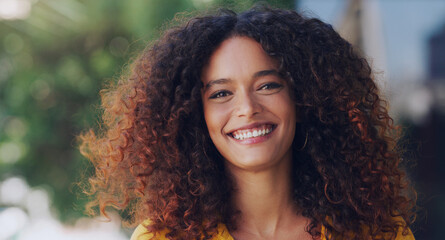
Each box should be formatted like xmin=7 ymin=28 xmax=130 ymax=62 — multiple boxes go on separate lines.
xmin=203 ymin=69 xmax=280 ymax=92
xmin=203 ymin=78 xmax=231 ymax=92
xmin=253 ymin=69 xmax=280 ymax=79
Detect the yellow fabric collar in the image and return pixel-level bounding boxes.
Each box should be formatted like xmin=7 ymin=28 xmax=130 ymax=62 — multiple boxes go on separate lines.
xmin=131 ymin=220 xmax=414 ymax=240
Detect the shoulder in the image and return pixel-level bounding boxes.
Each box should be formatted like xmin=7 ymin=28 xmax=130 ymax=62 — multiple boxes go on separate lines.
xmin=395 ymin=226 xmax=415 ymax=240
xmin=389 ymin=216 xmax=415 ymax=240
xmin=130 ymin=220 xmax=169 ymax=240
xmin=320 ymin=216 xmax=415 ymax=240
xmin=130 ymin=221 xmax=233 ymax=240
xmin=130 ymin=223 xmax=150 ymax=240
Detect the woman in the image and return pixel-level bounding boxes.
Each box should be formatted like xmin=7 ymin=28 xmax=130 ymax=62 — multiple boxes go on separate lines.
xmin=80 ymin=6 xmax=416 ymax=240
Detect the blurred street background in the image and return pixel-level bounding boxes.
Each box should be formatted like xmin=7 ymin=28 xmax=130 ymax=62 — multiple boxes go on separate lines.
xmin=0 ymin=0 xmax=444 ymax=239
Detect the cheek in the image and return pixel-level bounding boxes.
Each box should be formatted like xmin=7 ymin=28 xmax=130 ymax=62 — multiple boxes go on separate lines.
xmin=269 ymin=94 xmax=296 ymax=118
xmin=203 ymin=103 xmax=231 ymax=135
xmin=270 ymin=95 xmax=298 ymax=135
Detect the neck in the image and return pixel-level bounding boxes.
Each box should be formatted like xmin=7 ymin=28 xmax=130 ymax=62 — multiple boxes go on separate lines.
xmin=226 ymin=151 xmax=301 ymax=238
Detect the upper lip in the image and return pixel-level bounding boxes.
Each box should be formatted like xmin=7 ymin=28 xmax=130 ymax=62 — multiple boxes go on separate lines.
xmin=226 ymin=121 xmax=276 ymax=134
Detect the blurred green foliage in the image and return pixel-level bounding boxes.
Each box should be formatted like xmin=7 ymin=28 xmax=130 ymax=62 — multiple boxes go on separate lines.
xmin=0 ymin=0 xmax=295 ymax=223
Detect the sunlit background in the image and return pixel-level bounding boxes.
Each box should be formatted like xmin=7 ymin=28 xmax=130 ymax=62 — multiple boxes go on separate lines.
xmin=0 ymin=0 xmax=444 ymax=239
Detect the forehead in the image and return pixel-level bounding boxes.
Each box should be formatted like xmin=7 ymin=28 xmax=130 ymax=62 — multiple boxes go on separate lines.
xmin=201 ymin=36 xmax=278 ymax=84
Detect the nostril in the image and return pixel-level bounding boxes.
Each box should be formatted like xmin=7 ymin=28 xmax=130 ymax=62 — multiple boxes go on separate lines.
xmin=235 ymin=97 xmax=263 ymax=117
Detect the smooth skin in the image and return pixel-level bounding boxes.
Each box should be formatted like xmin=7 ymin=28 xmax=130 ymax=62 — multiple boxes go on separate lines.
xmin=201 ymin=37 xmax=313 ymax=240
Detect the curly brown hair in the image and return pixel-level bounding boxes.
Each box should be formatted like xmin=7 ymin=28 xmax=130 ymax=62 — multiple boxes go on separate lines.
xmin=79 ymin=6 xmax=416 ymax=240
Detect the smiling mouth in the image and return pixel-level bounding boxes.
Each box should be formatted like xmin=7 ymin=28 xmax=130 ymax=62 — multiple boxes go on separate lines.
xmin=228 ymin=124 xmax=277 ymax=140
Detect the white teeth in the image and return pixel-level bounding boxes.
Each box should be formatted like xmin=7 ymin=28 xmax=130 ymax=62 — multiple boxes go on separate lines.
xmin=253 ymin=130 xmax=258 ymax=137
xmin=231 ymin=126 xmax=274 ymax=140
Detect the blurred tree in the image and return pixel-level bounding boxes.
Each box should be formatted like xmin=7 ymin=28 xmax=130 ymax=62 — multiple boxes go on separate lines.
xmin=0 ymin=0 xmax=296 ymax=223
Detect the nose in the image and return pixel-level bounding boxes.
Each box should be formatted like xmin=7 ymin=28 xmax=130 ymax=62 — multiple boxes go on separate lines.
xmin=234 ymin=91 xmax=263 ymax=117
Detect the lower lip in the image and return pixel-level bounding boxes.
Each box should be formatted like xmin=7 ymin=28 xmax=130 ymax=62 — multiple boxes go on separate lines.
xmin=229 ymin=129 xmax=275 ymax=145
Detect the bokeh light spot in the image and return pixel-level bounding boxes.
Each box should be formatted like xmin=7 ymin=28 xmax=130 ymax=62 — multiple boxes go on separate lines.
xmin=25 ymin=188 xmax=52 ymax=218
xmin=407 ymin=86 xmax=433 ymax=124
xmin=0 ymin=177 xmax=29 ymax=205
xmin=30 ymin=79 xmax=51 ymax=101
xmin=191 ymin=0 xmax=214 ymax=8
xmin=58 ymin=56 xmax=84 ymax=81
xmin=4 ymin=117 xmax=28 ymax=140
xmin=90 ymin=50 xmax=114 ymax=76
xmin=4 ymin=33 xmax=24 ymax=54
xmin=0 ymin=0 xmax=31 ymax=20
xmin=0 ymin=141 xmax=24 ymax=164
xmin=0 ymin=207 xmax=28 ymax=239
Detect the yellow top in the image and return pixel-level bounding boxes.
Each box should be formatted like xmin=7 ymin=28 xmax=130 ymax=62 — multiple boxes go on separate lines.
xmin=130 ymin=220 xmax=415 ymax=240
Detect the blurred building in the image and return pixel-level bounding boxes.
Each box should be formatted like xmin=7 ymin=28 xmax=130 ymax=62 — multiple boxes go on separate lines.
xmin=336 ymin=0 xmax=387 ymax=90
xmin=429 ymin=24 xmax=445 ymax=82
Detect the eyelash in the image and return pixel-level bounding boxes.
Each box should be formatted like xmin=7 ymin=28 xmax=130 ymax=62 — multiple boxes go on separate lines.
xmin=208 ymin=82 xmax=283 ymax=99
xmin=209 ymin=90 xmax=231 ymax=99
xmin=258 ymin=82 xmax=283 ymax=90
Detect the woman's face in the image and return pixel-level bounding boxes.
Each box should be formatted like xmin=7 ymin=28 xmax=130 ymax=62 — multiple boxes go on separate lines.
xmin=201 ymin=37 xmax=298 ymax=172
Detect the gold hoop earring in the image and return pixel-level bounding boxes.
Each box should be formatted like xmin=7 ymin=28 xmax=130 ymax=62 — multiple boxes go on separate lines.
xmin=298 ymin=132 xmax=308 ymax=151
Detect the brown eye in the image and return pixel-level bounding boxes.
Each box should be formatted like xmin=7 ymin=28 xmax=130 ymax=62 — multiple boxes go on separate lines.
xmin=209 ymin=90 xmax=231 ymax=99
xmin=259 ymin=82 xmax=283 ymax=91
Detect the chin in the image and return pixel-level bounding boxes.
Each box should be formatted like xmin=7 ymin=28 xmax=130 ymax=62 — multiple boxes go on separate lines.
xmin=224 ymin=154 xmax=283 ymax=172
